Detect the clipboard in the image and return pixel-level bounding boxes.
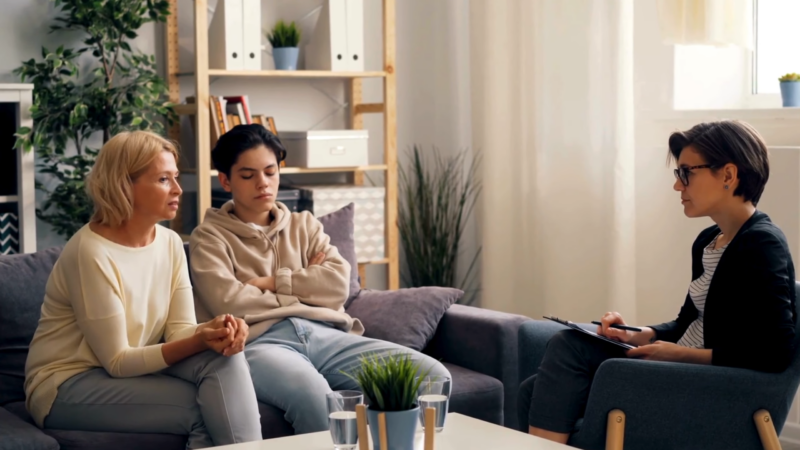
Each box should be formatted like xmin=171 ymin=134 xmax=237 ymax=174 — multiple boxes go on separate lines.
xmin=543 ymin=316 xmax=637 ymax=350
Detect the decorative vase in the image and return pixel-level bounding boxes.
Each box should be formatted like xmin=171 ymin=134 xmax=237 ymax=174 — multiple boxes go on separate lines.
xmin=780 ymin=81 xmax=800 ymax=107
xmin=366 ymin=406 xmax=419 ymax=450
xmin=273 ymin=47 xmax=300 ymax=71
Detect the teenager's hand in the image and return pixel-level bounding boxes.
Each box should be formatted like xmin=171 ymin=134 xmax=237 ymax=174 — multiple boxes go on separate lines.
xmin=245 ymin=276 xmax=276 ymax=292
xmin=308 ymin=252 xmax=326 ymax=266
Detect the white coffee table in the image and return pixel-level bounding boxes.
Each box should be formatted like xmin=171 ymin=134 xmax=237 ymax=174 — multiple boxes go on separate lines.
xmin=214 ymin=413 xmax=575 ymax=449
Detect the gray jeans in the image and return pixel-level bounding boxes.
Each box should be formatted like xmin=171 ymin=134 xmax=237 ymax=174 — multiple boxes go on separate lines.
xmin=44 ymin=349 xmax=262 ymax=449
xmin=246 ymin=318 xmax=451 ymax=434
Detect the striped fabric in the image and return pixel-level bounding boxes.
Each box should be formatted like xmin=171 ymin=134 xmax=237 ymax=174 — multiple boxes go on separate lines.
xmin=677 ymin=233 xmax=728 ymax=348
xmin=0 ymin=212 xmax=19 ymax=255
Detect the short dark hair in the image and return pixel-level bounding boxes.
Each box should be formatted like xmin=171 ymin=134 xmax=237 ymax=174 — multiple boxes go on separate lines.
xmin=668 ymin=120 xmax=770 ymax=205
xmin=211 ymin=124 xmax=287 ymax=177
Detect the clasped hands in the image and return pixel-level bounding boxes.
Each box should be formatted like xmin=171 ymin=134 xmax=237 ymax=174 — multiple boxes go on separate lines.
xmin=196 ymin=314 xmax=248 ymax=357
xmin=243 ymin=251 xmax=326 ymax=292
xmin=596 ymin=312 xmax=688 ymax=362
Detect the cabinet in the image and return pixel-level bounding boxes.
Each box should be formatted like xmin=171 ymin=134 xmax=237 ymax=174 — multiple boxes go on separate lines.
xmin=0 ymin=84 xmax=36 ymax=254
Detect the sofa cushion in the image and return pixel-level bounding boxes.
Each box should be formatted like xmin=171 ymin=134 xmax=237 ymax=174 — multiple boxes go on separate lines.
xmin=258 ymin=402 xmax=293 ymax=439
xmin=317 ymin=202 xmax=361 ymax=307
xmin=0 ymin=247 xmax=63 ymax=405
xmin=0 ymin=405 xmax=59 ymax=450
xmin=445 ymin=363 xmax=504 ymax=426
xmin=5 ymin=400 xmax=294 ymax=449
xmin=346 ymin=287 xmax=462 ymax=351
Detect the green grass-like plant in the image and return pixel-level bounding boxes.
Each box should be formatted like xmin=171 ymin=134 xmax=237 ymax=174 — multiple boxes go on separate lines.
xmin=398 ymin=146 xmax=482 ymax=305
xmin=343 ymin=352 xmax=433 ymax=412
xmin=779 ymin=73 xmax=800 ymax=82
xmin=267 ymin=20 xmax=301 ymax=48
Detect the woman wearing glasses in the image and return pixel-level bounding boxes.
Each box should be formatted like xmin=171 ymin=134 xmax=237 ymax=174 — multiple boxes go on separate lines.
xmin=518 ymin=120 xmax=796 ymax=444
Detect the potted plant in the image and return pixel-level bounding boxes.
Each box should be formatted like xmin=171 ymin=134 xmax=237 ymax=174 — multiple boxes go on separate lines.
xmin=779 ymin=73 xmax=800 ymax=107
xmin=345 ymin=352 xmax=433 ymax=450
xmin=398 ymin=146 xmax=482 ymax=305
xmin=13 ymin=0 xmax=176 ymax=239
xmin=267 ymin=20 xmax=301 ymax=70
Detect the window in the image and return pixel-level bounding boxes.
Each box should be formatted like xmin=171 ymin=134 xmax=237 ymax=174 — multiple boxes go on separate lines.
xmin=754 ymin=0 xmax=800 ymax=94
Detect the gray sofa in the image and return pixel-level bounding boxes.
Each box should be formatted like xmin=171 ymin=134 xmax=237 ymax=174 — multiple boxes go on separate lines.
xmin=0 ymin=245 xmax=530 ymax=450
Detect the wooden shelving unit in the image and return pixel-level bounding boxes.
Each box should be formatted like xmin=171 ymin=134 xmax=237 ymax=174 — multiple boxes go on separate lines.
xmin=165 ymin=0 xmax=399 ymax=289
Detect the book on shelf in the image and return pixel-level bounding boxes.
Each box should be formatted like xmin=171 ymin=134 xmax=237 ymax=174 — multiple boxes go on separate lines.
xmin=223 ymin=96 xmax=252 ymax=124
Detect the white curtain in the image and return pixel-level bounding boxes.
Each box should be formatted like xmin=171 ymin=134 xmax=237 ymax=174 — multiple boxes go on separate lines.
xmin=470 ymin=0 xmax=637 ymax=322
xmin=657 ymin=0 xmax=753 ymax=47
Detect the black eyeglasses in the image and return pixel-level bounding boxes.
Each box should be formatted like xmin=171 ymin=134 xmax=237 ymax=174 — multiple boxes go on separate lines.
xmin=673 ymin=164 xmax=714 ymax=186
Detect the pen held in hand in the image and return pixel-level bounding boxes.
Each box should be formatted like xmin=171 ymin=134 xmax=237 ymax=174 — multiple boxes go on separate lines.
xmin=591 ymin=321 xmax=643 ymax=333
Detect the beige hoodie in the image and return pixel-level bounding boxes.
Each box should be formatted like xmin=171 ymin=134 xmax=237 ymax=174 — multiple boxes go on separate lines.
xmin=189 ymin=201 xmax=364 ymax=341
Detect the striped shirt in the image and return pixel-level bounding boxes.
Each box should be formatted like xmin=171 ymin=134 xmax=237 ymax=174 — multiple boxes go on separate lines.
xmin=677 ymin=234 xmax=728 ymax=348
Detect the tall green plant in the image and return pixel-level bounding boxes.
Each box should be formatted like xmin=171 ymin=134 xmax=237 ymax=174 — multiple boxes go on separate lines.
xmin=343 ymin=352 xmax=433 ymax=412
xmin=398 ymin=146 xmax=482 ymax=305
xmin=13 ymin=0 xmax=176 ymax=238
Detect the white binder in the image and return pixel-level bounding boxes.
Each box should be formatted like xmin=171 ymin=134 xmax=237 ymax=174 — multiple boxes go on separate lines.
xmin=344 ymin=0 xmax=364 ymax=71
xmin=241 ymin=0 xmax=262 ymax=70
xmin=306 ymin=0 xmax=364 ymax=72
xmin=208 ymin=0 xmax=244 ymax=70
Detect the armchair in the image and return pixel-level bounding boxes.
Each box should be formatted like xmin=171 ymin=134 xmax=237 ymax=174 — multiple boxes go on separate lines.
xmin=518 ymin=282 xmax=800 ymax=450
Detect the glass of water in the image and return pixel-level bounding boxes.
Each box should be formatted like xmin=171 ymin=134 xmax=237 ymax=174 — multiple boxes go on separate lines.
xmin=327 ymin=390 xmax=363 ymax=449
xmin=417 ymin=375 xmax=451 ymax=432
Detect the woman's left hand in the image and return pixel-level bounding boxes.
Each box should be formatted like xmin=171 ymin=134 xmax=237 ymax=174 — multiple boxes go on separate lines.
xmin=222 ymin=316 xmax=248 ymax=357
xmin=626 ymin=341 xmax=687 ymax=362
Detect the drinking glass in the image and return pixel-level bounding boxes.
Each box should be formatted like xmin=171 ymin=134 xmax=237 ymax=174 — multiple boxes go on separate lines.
xmin=417 ymin=375 xmax=451 ymax=432
xmin=327 ymin=390 xmax=364 ymax=449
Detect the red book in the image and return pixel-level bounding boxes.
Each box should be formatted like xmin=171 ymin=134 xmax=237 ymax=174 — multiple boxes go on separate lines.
xmin=223 ymin=96 xmax=252 ymax=124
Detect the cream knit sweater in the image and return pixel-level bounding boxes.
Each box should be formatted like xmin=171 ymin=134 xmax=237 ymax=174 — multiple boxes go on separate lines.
xmin=24 ymin=225 xmax=199 ymax=427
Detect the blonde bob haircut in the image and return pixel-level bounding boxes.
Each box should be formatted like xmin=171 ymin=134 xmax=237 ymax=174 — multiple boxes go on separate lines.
xmin=86 ymin=131 xmax=179 ymax=228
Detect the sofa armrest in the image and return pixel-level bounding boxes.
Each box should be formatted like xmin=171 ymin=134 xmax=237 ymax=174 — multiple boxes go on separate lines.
xmin=424 ymin=304 xmax=531 ymax=429
xmin=569 ymin=359 xmax=793 ymax=450
xmin=0 ymin=406 xmax=59 ymax=450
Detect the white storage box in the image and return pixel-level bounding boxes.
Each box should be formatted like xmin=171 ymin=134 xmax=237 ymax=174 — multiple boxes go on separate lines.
xmin=280 ymin=130 xmax=369 ymax=169
xmin=293 ymin=184 xmax=385 ymax=262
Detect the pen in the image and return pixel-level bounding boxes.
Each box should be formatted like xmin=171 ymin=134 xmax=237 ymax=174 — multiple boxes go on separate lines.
xmin=591 ymin=321 xmax=642 ymax=332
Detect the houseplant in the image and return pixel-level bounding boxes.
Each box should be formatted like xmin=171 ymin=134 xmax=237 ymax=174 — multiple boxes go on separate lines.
xmin=13 ymin=0 xmax=176 ymax=239
xmin=398 ymin=146 xmax=482 ymax=305
xmin=779 ymin=73 xmax=800 ymax=107
xmin=267 ymin=20 xmax=301 ymax=70
xmin=345 ymin=352 xmax=433 ymax=450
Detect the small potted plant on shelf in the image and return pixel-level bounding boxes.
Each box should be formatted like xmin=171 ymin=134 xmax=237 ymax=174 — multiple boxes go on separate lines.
xmin=779 ymin=73 xmax=800 ymax=107
xmin=345 ymin=352 xmax=432 ymax=450
xmin=267 ymin=20 xmax=301 ymax=71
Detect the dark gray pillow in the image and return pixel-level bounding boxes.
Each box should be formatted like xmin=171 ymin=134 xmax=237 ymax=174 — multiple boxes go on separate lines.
xmin=345 ymin=287 xmax=463 ymax=351
xmin=317 ymin=203 xmax=360 ymax=305
xmin=0 ymin=247 xmax=63 ymax=405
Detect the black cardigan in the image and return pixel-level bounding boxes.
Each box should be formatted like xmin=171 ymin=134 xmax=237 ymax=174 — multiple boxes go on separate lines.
xmin=649 ymin=211 xmax=796 ymax=373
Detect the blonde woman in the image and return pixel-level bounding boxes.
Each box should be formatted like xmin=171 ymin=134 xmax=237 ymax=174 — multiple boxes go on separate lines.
xmin=24 ymin=131 xmax=262 ymax=449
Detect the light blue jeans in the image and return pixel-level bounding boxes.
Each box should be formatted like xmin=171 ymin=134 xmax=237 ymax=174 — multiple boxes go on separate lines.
xmin=44 ymin=350 xmax=262 ymax=449
xmin=246 ymin=318 xmax=451 ymax=434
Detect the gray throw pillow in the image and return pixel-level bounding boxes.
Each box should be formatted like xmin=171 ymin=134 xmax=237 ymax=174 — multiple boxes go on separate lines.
xmin=0 ymin=247 xmax=63 ymax=405
xmin=317 ymin=203 xmax=361 ymax=305
xmin=345 ymin=287 xmax=463 ymax=351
